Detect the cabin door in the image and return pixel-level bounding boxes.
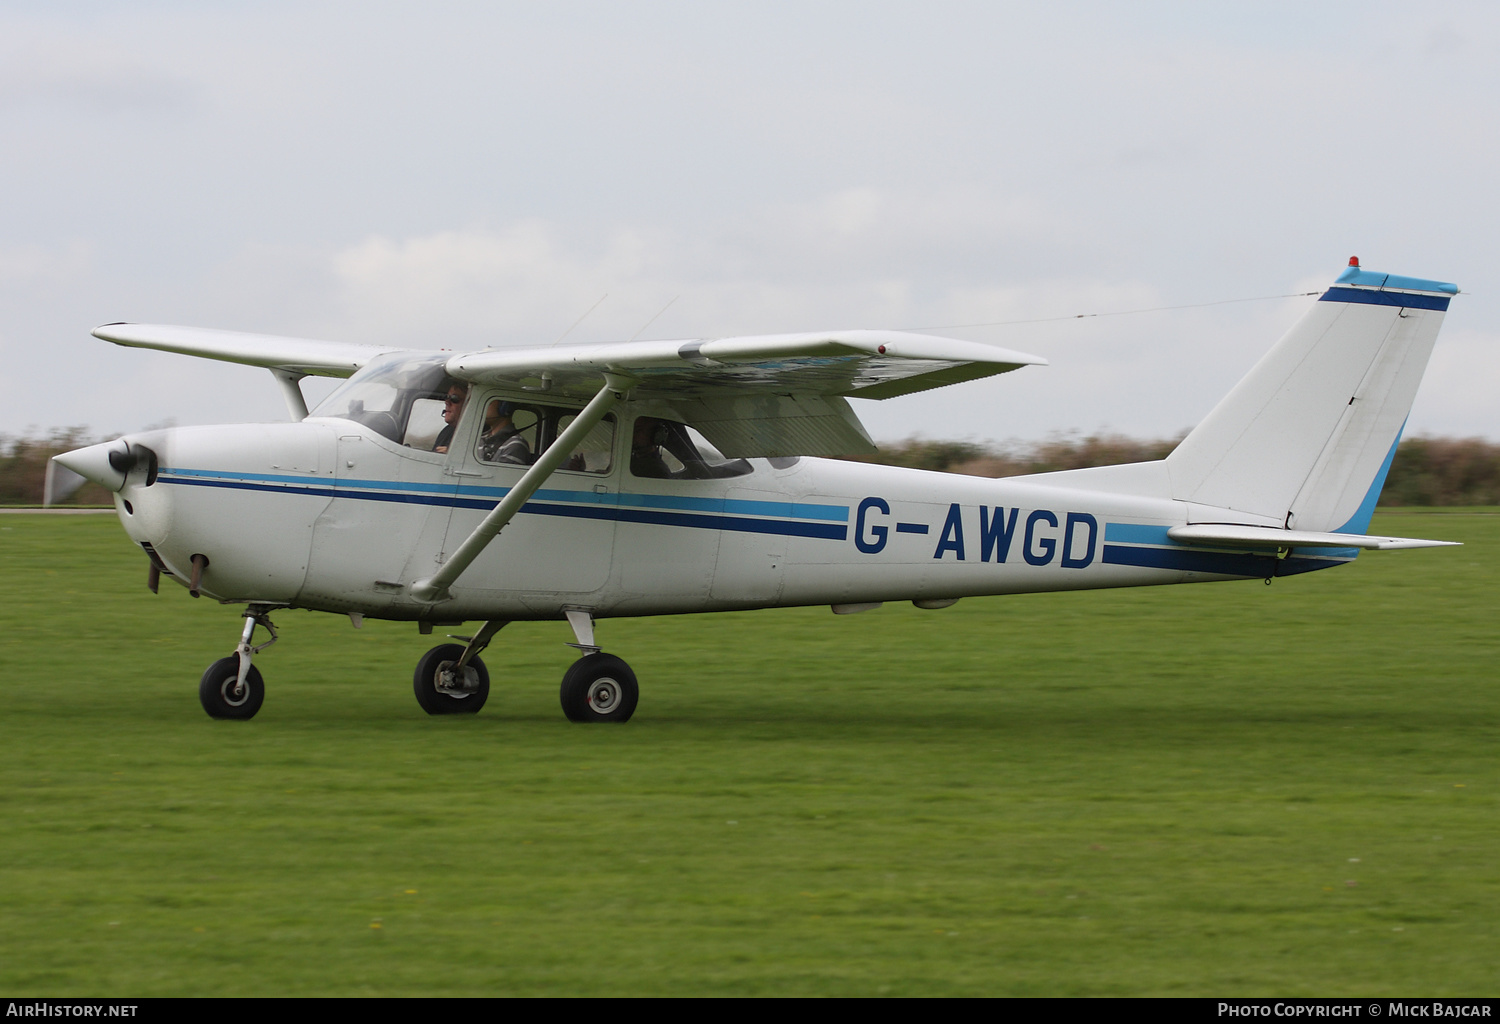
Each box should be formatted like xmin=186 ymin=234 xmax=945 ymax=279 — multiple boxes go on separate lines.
xmin=437 ymin=397 xmax=618 ymax=602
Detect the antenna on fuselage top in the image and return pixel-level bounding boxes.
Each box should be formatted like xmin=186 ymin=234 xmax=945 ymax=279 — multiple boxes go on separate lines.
xmin=549 ymin=293 xmax=609 ymax=347
xmin=628 ymin=295 xmax=679 ymax=342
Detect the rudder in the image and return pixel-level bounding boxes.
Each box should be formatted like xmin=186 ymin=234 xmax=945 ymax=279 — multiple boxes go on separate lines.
xmin=1165 ymin=261 xmax=1456 ymax=533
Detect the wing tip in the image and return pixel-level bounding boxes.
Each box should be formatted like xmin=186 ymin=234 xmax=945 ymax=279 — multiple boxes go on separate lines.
xmin=93 ymin=323 xmax=134 ymax=342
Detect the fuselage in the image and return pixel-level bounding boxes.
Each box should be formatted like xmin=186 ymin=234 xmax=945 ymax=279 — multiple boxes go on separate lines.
xmin=62 ymin=267 xmax=1457 ymax=725
xmin=110 ymin=415 xmax=1352 ymax=623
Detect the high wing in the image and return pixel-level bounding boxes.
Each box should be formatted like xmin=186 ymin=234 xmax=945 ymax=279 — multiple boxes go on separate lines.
xmin=445 ymin=329 xmax=1044 ymax=401
xmin=93 ymin=323 xmax=401 ymax=378
xmin=93 ymin=323 xmax=1045 ymax=391
xmin=446 ymin=330 xmax=1047 ymax=459
xmin=93 ymin=323 xmax=1046 ymax=459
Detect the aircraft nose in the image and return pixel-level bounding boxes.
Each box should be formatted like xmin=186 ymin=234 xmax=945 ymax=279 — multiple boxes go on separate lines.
xmin=52 ymin=439 xmax=158 ymax=493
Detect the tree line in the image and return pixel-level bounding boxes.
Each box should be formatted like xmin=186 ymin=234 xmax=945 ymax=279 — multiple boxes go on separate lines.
xmin=3 ymin=426 xmax=1498 ymax=506
xmin=844 ymin=433 xmax=1500 ymax=507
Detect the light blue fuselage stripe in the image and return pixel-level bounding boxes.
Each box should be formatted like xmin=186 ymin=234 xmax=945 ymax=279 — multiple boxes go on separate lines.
xmin=155 ymin=471 xmax=850 ymax=541
xmin=159 ymin=467 xmax=848 ymax=521
xmin=1103 ymin=522 xmax=1172 ymax=545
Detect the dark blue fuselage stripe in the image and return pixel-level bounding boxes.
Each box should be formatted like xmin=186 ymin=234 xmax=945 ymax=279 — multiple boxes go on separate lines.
xmin=161 ymin=466 xmax=848 ymax=520
xmin=162 ymin=475 xmax=446 ymax=506
xmin=158 ymin=474 xmax=847 ymax=541
xmin=1320 ymin=287 xmax=1450 ymax=311
xmin=1102 ymin=544 xmax=1345 ymax=577
xmin=526 ymin=501 xmax=846 ymax=539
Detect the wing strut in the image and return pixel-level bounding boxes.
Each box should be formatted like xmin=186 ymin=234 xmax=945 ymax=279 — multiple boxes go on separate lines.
xmin=410 ymin=372 xmax=636 ymax=603
xmin=270 ymin=369 xmax=309 ymax=421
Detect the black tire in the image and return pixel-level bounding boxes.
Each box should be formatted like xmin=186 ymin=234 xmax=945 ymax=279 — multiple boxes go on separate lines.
xmin=199 ymin=656 xmax=265 ymax=720
xmin=413 ymin=644 xmax=490 ymax=715
xmin=559 ymin=653 xmax=638 ymax=723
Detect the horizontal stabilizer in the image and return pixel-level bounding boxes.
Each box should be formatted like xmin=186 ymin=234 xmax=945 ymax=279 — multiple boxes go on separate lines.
xmin=1167 ymin=523 xmax=1461 ymax=551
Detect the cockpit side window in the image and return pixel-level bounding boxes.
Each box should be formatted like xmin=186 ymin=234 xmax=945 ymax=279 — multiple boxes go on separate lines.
xmin=629 ymin=417 xmax=754 ymax=480
xmin=405 ymin=396 xmax=448 ymax=449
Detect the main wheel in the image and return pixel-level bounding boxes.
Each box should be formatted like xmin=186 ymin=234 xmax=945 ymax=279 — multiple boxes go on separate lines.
xmin=413 ymin=644 xmax=490 ymax=715
xmin=199 ymin=656 xmax=265 ymax=720
xmin=559 ymin=653 xmax=638 ymax=723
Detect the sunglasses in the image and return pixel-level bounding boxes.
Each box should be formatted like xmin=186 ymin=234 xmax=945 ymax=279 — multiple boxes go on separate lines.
xmin=444 ymin=395 xmax=464 ymax=405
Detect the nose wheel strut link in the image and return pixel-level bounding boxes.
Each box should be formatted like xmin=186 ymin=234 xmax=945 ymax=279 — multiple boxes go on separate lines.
xmin=234 ymin=606 xmax=280 ymax=692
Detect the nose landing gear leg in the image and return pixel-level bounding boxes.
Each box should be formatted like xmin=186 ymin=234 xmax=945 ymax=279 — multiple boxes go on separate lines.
xmin=198 ymin=605 xmax=279 ymax=720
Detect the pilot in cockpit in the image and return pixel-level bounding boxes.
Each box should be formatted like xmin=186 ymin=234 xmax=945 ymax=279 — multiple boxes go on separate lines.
xmin=433 ymin=381 xmax=468 ymax=454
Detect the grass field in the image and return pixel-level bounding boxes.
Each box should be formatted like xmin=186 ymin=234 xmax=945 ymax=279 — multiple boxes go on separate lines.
xmin=0 ymin=510 xmax=1496 ymax=996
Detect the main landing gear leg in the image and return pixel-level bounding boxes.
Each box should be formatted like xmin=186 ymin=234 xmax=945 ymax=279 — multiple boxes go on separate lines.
xmin=198 ymin=605 xmax=278 ymax=720
xmin=413 ymin=619 xmax=508 ymax=715
xmin=559 ymin=610 xmax=638 ymax=723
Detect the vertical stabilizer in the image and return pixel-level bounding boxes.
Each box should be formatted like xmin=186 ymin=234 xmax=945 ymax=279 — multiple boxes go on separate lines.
xmin=1165 ymin=263 xmax=1456 ymax=533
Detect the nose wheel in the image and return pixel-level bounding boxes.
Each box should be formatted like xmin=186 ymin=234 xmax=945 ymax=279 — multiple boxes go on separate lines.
xmin=199 ymin=657 xmax=265 ymax=719
xmin=199 ymin=605 xmax=278 ymax=720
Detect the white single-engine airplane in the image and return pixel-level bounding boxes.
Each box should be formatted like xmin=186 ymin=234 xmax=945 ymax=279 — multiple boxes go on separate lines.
xmin=56 ymin=259 xmax=1461 ymax=722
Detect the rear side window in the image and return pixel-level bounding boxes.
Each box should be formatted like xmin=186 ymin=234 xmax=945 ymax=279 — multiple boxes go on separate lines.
xmin=629 ymin=418 xmax=753 ymax=480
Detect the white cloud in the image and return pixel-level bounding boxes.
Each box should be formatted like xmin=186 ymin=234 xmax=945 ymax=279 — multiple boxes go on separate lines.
xmin=310 ymin=183 xmax=1074 ymax=349
xmin=0 ymin=242 xmax=93 ymax=290
xmin=0 ymin=26 xmax=194 ymax=116
xmin=285 ymin=199 xmax=1333 ymax=444
xmin=5 ymin=3 xmax=1498 ymax=441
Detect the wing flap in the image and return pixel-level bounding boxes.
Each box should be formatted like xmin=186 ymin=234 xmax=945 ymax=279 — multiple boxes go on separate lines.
xmin=93 ymin=323 xmax=400 ymax=378
xmin=446 ymin=330 xmax=1045 ymax=401
xmin=666 ymin=394 xmax=876 ymax=458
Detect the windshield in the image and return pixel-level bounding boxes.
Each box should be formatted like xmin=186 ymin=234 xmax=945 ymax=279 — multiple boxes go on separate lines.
xmin=310 ymin=353 xmax=456 ymax=446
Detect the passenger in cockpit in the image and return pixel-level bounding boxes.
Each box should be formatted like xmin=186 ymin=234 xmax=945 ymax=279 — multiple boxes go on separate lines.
xmin=479 ymin=400 xmax=532 ymax=465
xmin=630 ymin=417 xmax=673 ymax=478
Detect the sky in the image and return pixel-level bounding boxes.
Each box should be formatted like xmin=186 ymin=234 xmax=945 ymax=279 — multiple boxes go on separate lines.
xmin=2 ymin=0 xmax=1498 ymax=446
